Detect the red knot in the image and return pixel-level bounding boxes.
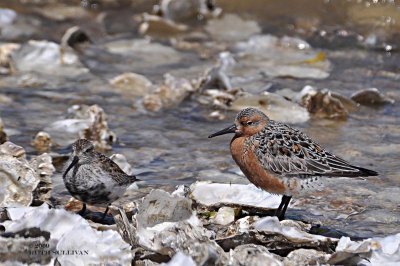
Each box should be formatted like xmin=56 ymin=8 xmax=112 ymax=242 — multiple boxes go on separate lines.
xmin=209 ymin=107 xmax=378 ymax=220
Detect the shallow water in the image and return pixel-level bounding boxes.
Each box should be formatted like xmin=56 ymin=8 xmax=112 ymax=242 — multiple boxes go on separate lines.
xmin=0 ymin=0 xmax=399 ymax=239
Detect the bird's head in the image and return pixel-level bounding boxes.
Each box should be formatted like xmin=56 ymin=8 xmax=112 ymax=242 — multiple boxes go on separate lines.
xmin=208 ymin=108 xmax=269 ymax=138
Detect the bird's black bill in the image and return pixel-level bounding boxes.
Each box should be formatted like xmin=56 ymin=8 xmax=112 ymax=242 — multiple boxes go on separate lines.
xmin=208 ymin=124 xmax=237 ymax=138
xmin=63 ymin=156 xmax=79 ymax=178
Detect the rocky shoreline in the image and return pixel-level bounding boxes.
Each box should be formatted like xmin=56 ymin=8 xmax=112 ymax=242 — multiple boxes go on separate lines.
xmin=0 ymin=140 xmax=399 ymax=265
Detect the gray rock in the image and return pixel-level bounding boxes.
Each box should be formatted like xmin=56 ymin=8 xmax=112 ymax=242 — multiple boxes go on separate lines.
xmin=351 ymin=88 xmax=395 ymax=106
xmin=231 ymin=244 xmax=283 ymax=266
xmin=284 ymin=248 xmax=330 ymax=266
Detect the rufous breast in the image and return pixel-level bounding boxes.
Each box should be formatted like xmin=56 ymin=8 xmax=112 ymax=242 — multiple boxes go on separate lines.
xmin=230 ymin=136 xmax=286 ymax=195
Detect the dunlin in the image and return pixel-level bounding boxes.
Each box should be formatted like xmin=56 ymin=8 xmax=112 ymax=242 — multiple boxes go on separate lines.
xmin=209 ymin=107 xmax=378 ymax=220
xmin=63 ymin=139 xmax=137 ymax=218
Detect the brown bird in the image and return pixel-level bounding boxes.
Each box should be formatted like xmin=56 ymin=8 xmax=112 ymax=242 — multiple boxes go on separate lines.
xmin=208 ymin=107 xmax=378 ymax=220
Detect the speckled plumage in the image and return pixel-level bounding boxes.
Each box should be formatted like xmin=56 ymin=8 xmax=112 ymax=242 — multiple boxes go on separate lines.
xmin=63 ymin=139 xmax=137 ymax=208
xmin=209 ymin=107 xmax=378 ymax=220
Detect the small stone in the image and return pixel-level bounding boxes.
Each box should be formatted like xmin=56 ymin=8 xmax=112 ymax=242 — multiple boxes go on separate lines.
xmin=46 ymin=104 xmax=117 ymax=150
xmin=110 ymin=72 xmax=153 ymax=97
xmin=298 ymin=86 xmax=349 ymax=119
xmin=0 ymin=141 xmax=25 ymax=158
xmin=206 ymin=14 xmax=261 ymax=42
xmin=29 ymin=153 xmax=55 ymax=206
xmin=213 ymin=206 xmax=235 ymax=225
xmin=143 ymin=94 xmax=163 ymax=112
xmin=231 ymin=92 xmax=310 ymax=124
xmin=351 ymin=88 xmax=395 ymax=106
xmin=0 ymin=142 xmax=38 ymax=207
xmin=61 ymin=26 xmax=91 ymax=49
xmin=0 ymin=43 xmax=20 ymax=74
xmin=231 ymin=244 xmax=283 ymax=266
xmin=284 ymin=249 xmax=330 ymax=266
xmin=139 ymin=14 xmax=188 ymax=37
xmin=31 ymin=131 xmax=52 ymax=153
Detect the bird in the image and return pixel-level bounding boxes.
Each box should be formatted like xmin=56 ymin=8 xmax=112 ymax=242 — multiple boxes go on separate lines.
xmin=208 ymin=107 xmax=378 ymax=220
xmin=63 ymin=139 xmax=137 ymax=219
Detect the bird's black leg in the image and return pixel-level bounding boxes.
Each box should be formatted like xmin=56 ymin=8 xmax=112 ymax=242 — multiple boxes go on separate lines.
xmin=102 ymin=205 xmax=110 ymax=221
xmin=275 ymin=195 xmax=292 ymax=221
xmin=279 ymin=196 xmax=292 ymax=221
xmin=275 ymin=197 xmax=287 ymax=216
xmin=78 ymin=203 xmax=86 ymax=216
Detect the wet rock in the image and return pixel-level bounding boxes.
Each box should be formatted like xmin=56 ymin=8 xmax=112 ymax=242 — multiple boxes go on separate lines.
xmin=143 ymin=73 xmax=194 ymax=112
xmin=17 ymin=73 xmax=47 ymax=88
xmin=208 ymin=110 xmax=226 ymax=120
xmin=217 ymin=216 xmax=337 ymax=254
xmin=61 ymin=26 xmax=91 ymax=48
xmin=231 ymin=244 xmax=283 ymax=266
xmin=298 ymin=86 xmax=351 ymax=119
xmin=190 ymin=182 xmax=281 ymax=210
xmin=104 ymin=39 xmax=183 ymax=67
xmin=33 ymin=4 xmax=89 ymax=21
xmin=0 ymin=8 xmax=17 ymax=25
xmin=31 ymin=131 xmax=52 ymax=153
xmin=200 ymin=88 xmax=239 ymax=109
xmin=0 ymin=144 xmax=51 ymax=207
xmin=166 ymin=252 xmax=196 ymax=266
xmin=0 ymin=94 xmax=12 ymax=105
xmin=0 ymin=141 xmax=25 ymax=158
xmin=231 ymin=92 xmax=310 ymax=124
xmin=206 ymin=14 xmax=261 ymax=42
xmin=29 ymin=153 xmax=54 ymax=206
xmin=139 ymin=13 xmax=188 ymax=37
xmin=328 ymin=234 xmax=400 ymax=265
xmin=3 ymin=204 xmax=132 ymax=265
xmin=283 ymin=248 xmax=330 ymax=265
xmin=0 ymin=142 xmax=39 ymax=207
xmin=46 ymin=104 xmax=117 ymax=150
xmin=0 ymin=43 xmax=20 ymax=75
xmin=233 ymin=35 xmax=330 ymax=79
xmin=135 ymin=189 xmax=229 ymax=265
xmin=0 ymin=9 xmax=40 ymax=41
xmin=152 ymin=221 xmax=228 ymax=265
xmin=156 ymin=0 xmax=220 ymax=23
xmin=199 ymin=51 xmax=235 ymax=92
xmin=137 ymin=189 xmax=193 ymax=229
xmin=110 ymin=72 xmax=153 ymax=98
xmin=143 ymin=94 xmax=163 ymax=112
xmin=196 ymin=169 xmax=247 ymax=184
xmin=351 ymin=88 xmax=395 ymax=106
xmin=109 ymin=206 xmax=138 ymax=247
xmin=170 ymin=33 xmax=227 ymax=59
xmin=0 ymin=118 xmax=7 ymax=144
xmin=11 ymin=40 xmax=89 ymax=77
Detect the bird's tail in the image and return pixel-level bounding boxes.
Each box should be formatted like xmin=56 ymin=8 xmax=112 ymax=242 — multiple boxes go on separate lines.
xmin=130 ymin=175 xmax=141 ymax=182
xmin=355 ymin=166 xmax=379 ymax=177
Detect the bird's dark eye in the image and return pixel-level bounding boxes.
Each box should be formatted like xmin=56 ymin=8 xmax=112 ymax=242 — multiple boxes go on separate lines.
xmin=246 ymin=121 xmax=253 ymax=126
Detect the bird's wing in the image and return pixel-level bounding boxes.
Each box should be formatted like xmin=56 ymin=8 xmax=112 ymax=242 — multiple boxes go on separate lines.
xmin=253 ymin=121 xmax=377 ymax=178
xmin=98 ymin=153 xmax=137 ymax=185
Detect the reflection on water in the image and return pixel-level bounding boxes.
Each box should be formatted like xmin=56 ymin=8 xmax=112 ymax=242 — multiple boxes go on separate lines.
xmin=0 ymin=0 xmax=399 ymax=238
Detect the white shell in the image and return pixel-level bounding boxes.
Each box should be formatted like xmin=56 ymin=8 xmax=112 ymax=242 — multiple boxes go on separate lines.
xmin=4 ymin=204 xmax=132 ymax=265
xmin=190 ymin=181 xmax=282 ymax=209
xmin=0 ymin=142 xmax=38 ymax=207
